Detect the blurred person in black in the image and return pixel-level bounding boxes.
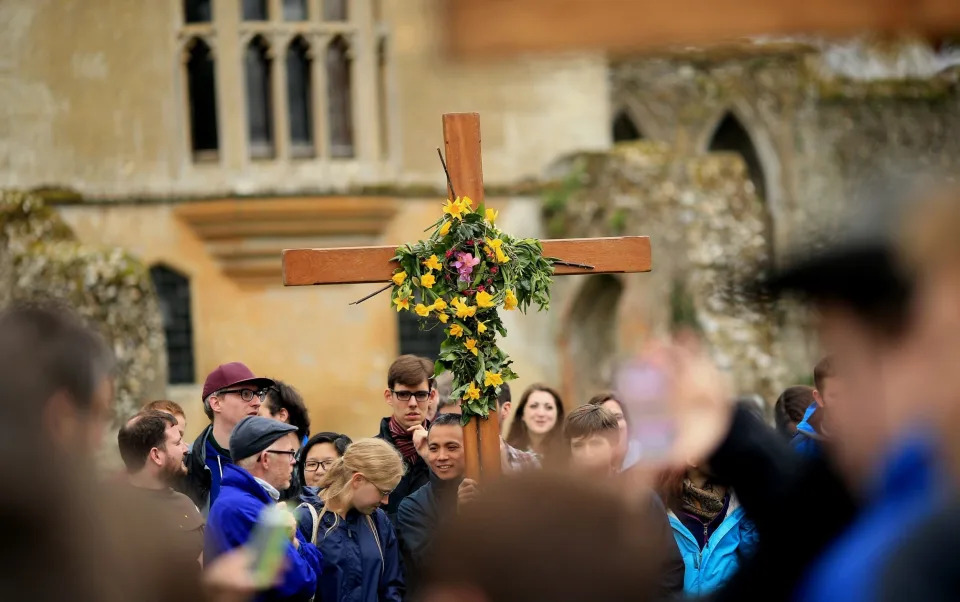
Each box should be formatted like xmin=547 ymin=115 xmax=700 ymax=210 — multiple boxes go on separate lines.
xmin=118 ymin=410 xmax=205 ymax=564
xmin=641 ymin=184 xmax=947 ymax=602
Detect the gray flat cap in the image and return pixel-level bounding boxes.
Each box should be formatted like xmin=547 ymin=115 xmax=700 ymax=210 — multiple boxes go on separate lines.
xmin=229 ymin=415 xmax=298 ymax=461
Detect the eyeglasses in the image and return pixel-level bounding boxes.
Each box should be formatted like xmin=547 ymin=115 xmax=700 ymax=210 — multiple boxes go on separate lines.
xmin=265 ymin=450 xmax=297 ymax=461
xmin=361 ymin=475 xmax=394 ymax=497
xmin=218 ymin=388 xmax=267 ymax=402
xmin=391 ymin=389 xmax=431 ymax=403
xmin=304 ymin=459 xmax=335 ymax=473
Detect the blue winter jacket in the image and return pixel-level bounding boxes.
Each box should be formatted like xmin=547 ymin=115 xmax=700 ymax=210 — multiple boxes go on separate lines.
xmin=791 ymin=403 xmax=825 ymax=458
xmin=669 ymin=500 xmax=758 ymax=597
xmin=796 ymin=433 xmax=948 ymax=602
xmin=205 ymin=464 xmax=322 ymax=601
xmin=294 ymin=500 xmax=405 ymax=602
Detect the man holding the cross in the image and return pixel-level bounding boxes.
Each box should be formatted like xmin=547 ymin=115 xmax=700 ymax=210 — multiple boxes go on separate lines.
xmin=377 ymin=355 xmax=436 ymax=524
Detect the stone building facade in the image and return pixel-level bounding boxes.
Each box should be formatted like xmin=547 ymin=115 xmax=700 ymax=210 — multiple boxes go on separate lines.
xmin=3 ymin=0 xmax=959 ymax=435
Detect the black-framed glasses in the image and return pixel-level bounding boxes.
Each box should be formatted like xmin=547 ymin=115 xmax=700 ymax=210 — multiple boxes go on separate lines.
xmin=304 ymin=459 xmax=335 ymax=473
xmin=265 ymin=450 xmax=297 ymax=459
xmin=218 ymin=388 xmax=267 ymax=402
xmin=391 ymin=389 xmax=431 ymax=403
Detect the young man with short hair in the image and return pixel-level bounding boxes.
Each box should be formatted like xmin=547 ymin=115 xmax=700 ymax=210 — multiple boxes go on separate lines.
xmin=259 ymin=380 xmax=311 ymax=444
xmin=180 ymin=362 xmax=275 ymax=514
xmin=205 ymin=416 xmax=320 ymax=600
xmin=377 ymin=355 xmax=437 ymax=523
xmin=564 ymin=404 xmax=622 ymax=476
xmin=792 ymin=356 xmax=839 ymax=456
xmin=562 ymin=404 xmax=686 ymax=597
xmin=397 ymin=413 xmax=478 ymax=591
xmin=117 ymin=410 xmax=205 ymax=564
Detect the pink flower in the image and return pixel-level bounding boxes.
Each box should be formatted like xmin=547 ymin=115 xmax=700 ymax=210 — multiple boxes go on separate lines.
xmin=453 ymin=252 xmax=480 ymax=282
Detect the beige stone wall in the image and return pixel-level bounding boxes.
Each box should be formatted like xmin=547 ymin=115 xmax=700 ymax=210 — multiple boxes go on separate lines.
xmin=2 ymin=0 xmax=610 ymax=198
xmin=58 ymin=197 xmax=555 ymax=441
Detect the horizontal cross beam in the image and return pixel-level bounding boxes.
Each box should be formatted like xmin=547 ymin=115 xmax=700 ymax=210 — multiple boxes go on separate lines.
xmin=281 ymin=236 xmax=651 ymax=286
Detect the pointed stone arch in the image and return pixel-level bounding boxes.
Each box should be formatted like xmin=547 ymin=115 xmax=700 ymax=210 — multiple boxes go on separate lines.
xmin=562 ymin=274 xmax=624 ymax=406
xmin=612 ymin=109 xmax=644 ymax=142
xmin=700 ymin=106 xmax=783 ymax=255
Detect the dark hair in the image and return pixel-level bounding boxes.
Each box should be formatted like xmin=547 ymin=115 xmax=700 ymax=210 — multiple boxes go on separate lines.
xmin=0 ymin=303 xmax=115 ymax=418
xmin=430 ymin=412 xmax=463 ymax=431
xmin=141 ymin=399 xmax=184 ymax=418
xmin=388 ymin=354 xmax=435 ymax=389
xmin=263 ymin=380 xmax=310 ymax=441
xmin=586 ymin=391 xmax=627 ymax=423
xmin=497 ymin=382 xmax=512 ymax=407
xmin=505 ymin=384 xmax=566 ymax=456
xmin=773 ymin=386 xmax=815 ymax=438
xmin=297 ymin=431 xmax=353 ymax=488
xmin=563 ymin=404 xmax=619 ymax=442
xmin=813 ymin=356 xmax=835 ymax=393
xmin=117 ymin=411 xmax=177 ymax=472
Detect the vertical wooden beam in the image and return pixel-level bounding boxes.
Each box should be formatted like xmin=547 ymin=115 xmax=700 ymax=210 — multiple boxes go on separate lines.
xmin=462 ymin=418 xmax=481 ymax=482
xmin=478 ymin=411 xmax=503 ymax=480
xmin=442 ymin=113 xmax=484 ymax=207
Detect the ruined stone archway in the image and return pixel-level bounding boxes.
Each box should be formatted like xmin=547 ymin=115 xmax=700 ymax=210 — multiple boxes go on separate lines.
xmin=563 ymin=274 xmax=624 ymax=406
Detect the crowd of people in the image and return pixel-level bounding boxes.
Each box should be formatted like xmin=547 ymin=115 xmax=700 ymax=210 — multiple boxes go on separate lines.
xmin=7 ymin=183 xmax=960 ymax=601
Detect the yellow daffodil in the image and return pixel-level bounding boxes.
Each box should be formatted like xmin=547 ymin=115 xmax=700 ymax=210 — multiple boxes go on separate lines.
xmin=452 ymin=297 xmax=477 ymax=319
xmin=437 ymin=312 xmax=449 ymax=324
xmin=464 ymin=338 xmax=479 ymax=356
xmin=476 ymin=320 xmax=487 ymax=334
xmin=443 ymin=197 xmax=471 ymax=221
xmin=504 ymin=289 xmax=518 ymax=311
xmin=415 ymin=303 xmax=431 ymax=317
xmin=394 ymin=296 xmax=411 ymax=312
xmin=431 ymin=298 xmax=447 ymax=311
xmin=484 ymin=371 xmax=503 ymax=388
xmin=449 ymin=323 xmax=464 ymax=338
xmin=485 ymin=208 xmax=498 ymax=223
xmin=439 ymin=221 xmax=452 ymax=236
xmin=475 ymin=290 xmax=495 ymax=308
xmin=420 ymin=273 xmax=436 ymax=289
xmin=485 ymin=237 xmax=511 ymax=263
xmin=460 ymin=196 xmax=474 ymax=213
xmin=423 ymin=255 xmax=443 ymax=272
xmin=391 ymin=270 xmax=407 ymax=286
xmin=463 ymin=382 xmax=481 ymax=401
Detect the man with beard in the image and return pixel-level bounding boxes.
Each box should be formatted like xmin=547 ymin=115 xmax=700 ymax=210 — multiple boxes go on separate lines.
xmin=118 ymin=410 xmax=205 ymax=565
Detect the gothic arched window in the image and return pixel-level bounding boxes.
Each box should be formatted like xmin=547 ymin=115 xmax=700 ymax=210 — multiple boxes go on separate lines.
xmin=186 ymin=38 xmax=219 ymax=160
xmin=708 ymin=112 xmax=766 ymax=200
xmin=245 ymin=35 xmax=275 ymax=159
xmin=287 ymin=36 xmax=314 ymax=157
xmin=150 ymin=265 xmax=196 ymax=385
xmin=327 ymin=36 xmax=354 ymax=158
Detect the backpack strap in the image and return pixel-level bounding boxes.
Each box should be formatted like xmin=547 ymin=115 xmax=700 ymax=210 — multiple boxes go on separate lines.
xmin=365 ymin=514 xmax=384 ymax=577
xmin=297 ymin=502 xmax=320 ymax=545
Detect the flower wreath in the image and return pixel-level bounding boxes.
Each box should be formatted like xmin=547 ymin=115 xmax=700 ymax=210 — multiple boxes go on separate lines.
xmin=390 ymin=197 xmax=554 ymax=422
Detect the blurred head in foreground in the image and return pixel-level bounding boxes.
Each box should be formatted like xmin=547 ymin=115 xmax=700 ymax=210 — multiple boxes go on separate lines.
xmin=419 ymin=472 xmax=661 ymax=602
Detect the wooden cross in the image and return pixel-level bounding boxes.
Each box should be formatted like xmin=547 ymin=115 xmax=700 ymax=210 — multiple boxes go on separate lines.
xmin=282 ymin=113 xmax=651 ymax=481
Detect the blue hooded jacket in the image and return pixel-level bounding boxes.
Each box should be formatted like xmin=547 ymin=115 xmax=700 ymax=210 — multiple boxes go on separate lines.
xmin=669 ymin=500 xmax=758 ymax=597
xmin=295 ymin=499 xmax=405 ymax=602
xmin=205 ymin=464 xmax=322 ymax=601
xmin=791 ymin=403 xmax=825 ymax=458
xmin=796 ymin=433 xmax=947 ymax=602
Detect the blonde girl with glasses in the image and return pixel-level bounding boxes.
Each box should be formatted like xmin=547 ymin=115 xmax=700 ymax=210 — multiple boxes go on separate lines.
xmin=294 ymin=438 xmax=406 ymax=602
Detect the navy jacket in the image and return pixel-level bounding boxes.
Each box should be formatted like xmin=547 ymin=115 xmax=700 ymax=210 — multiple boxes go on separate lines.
xmin=397 ymin=474 xmax=462 ymax=587
xmin=178 ymin=424 xmax=231 ymax=515
xmin=206 ymin=464 xmax=322 ymax=601
xmin=375 ymin=417 xmax=431 ymax=525
xmin=295 ymin=501 xmax=405 ymax=602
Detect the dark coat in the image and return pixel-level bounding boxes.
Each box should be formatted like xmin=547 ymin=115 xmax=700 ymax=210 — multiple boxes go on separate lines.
xmin=375 ymin=417 xmax=431 ymax=525
xmin=294 ymin=501 xmax=404 ymax=602
xmin=396 ymin=473 xmax=462 ymax=590
xmin=708 ymin=404 xmax=859 ymax=602
xmin=177 ymin=424 xmax=230 ymax=515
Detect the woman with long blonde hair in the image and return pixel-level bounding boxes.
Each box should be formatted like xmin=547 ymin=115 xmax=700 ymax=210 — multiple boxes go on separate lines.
xmin=294 ymin=437 xmax=406 ymax=602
